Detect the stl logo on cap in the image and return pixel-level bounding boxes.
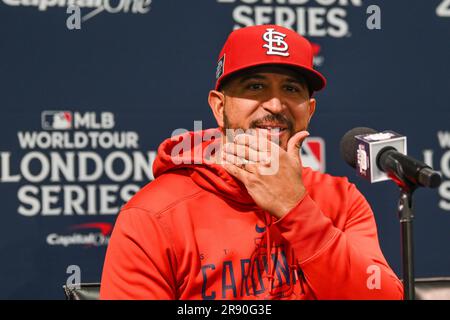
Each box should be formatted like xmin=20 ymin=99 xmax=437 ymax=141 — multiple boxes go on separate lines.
xmin=262 ymin=28 xmax=290 ymax=57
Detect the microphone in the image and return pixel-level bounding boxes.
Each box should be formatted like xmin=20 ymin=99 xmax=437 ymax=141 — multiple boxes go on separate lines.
xmin=340 ymin=127 xmax=441 ymax=188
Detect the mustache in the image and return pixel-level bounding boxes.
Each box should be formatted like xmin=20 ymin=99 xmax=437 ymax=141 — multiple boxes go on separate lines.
xmin=249 ymin=114 xmax=294 ymax=132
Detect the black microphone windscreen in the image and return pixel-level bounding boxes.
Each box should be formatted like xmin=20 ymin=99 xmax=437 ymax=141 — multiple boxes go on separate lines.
xmin=340 ymin=127 xmax=377 ymax=168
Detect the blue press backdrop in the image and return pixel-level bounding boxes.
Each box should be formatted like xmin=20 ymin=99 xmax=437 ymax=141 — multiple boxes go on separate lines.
xmin=0 ymin=0 xmax=449 ymax=299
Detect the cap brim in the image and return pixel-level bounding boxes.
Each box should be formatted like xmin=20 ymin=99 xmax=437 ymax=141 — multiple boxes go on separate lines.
xmin=216 ymin=62 xmax=326 ymax=92
xmin=291 ymin=65 xmax=327 ymax=92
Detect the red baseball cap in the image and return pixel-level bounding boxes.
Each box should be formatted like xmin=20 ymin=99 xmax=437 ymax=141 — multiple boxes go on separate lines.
xmin=215 ymin=25 xmax=326 ymax=92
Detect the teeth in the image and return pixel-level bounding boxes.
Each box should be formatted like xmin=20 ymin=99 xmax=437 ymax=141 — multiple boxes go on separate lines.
xmin=259 ymin=127 xmax=284 ymax=131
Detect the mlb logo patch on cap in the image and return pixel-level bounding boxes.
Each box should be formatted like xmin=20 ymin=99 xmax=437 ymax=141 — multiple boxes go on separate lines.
xmin=216 ymin=55 xmax=225 ymax=80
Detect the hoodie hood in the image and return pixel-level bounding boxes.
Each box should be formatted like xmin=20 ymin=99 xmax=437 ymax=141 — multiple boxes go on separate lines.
xmin=153 ymin=128 xmax=314 ymax=208
xmin=153 ymin=128 xmax=257 ymax=206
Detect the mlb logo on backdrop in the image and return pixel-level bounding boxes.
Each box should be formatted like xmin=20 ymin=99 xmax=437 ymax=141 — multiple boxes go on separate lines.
xmin=41 ymin=111 xmax=72 ymax=130
xmin=301 ymin=137 xmax=326 ymax=173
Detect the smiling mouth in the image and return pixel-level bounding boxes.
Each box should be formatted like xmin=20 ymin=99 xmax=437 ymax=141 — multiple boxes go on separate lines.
xmin=254 ymin=124 xmax=288 ymax=134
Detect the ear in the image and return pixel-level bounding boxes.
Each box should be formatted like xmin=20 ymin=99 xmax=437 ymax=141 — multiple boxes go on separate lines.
xmin=208 ymin=90 xmax=226 ymax=128
xmin=307 ymin=98 xmax=316 ymax=124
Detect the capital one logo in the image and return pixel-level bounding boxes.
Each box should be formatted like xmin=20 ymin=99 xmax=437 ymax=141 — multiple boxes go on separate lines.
xmin=262 ymin=28 xmax=289 ymax=57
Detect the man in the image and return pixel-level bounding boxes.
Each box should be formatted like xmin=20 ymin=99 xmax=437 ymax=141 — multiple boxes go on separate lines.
xmin=100 ymin=25 xmax=403 ymax=300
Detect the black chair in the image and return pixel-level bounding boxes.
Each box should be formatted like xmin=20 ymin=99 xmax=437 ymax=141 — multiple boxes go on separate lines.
xmin=63 ymin=283 xmax=101 ymax=300
xmin=62 ymin=278 xmax=450 ymax=300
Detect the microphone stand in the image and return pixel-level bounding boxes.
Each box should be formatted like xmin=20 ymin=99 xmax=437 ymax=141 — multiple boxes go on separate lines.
xmin=398 ymin=186 xmax=416 ymax=300
xmin=377 ymin=146 xmax=442 ymax=299
xmin=388 ymin=173 xmax=417 ymax=300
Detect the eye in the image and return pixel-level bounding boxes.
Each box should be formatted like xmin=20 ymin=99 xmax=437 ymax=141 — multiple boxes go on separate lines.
xmin=284 ymin=85 xmax=300 ymax=93
xmin=246 ymin=83 xmax=264 ymax=91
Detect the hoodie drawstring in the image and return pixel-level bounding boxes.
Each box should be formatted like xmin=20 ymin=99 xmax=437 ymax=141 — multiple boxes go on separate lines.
xmin=289 ymin=248 xmax=306 ymax=296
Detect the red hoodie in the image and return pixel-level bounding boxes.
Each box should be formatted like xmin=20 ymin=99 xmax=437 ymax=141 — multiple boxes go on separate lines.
xmin=100 ymin=129 xmax=403 ymax=300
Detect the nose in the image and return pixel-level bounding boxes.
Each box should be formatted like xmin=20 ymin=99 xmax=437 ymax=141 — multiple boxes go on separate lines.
xmin=261 ymin=92 xmax=285 ymax=114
